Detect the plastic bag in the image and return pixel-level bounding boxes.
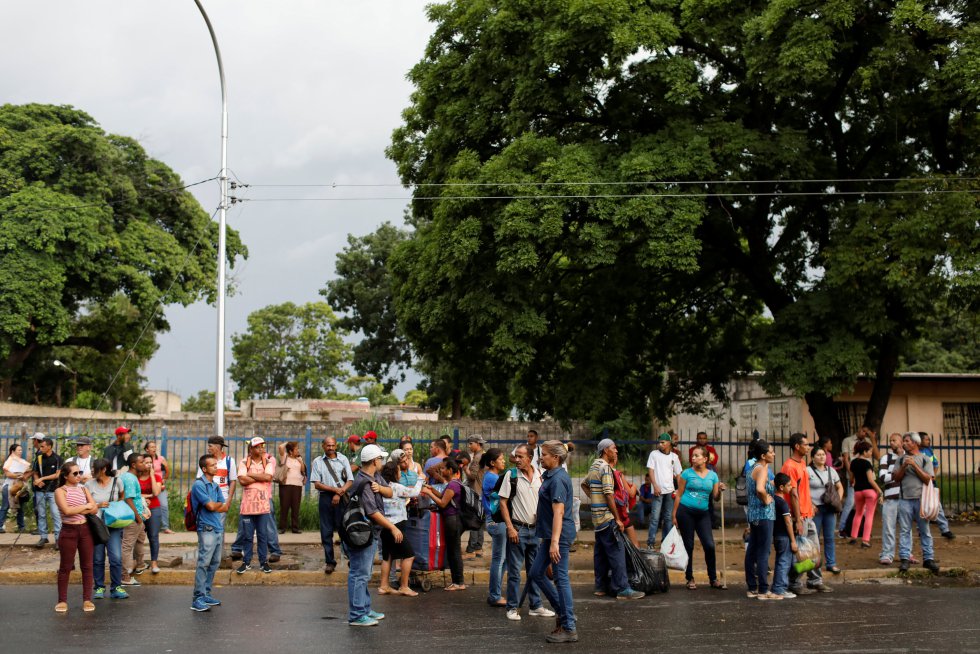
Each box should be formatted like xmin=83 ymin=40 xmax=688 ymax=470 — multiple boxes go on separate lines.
xmin=660 ymin=526 xmax=689 ymax=571
xmin=795 ymin=520 xmax=822 ymax=570
xmin=638 ymin=546 xmax=670 ymax=593
xmin=624 ymin=538 xmax=657 ymax=593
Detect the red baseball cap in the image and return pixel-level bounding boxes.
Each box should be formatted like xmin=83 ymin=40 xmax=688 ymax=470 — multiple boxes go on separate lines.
xmin=363 ymin=430 xmax=378 ymax=442
xmin=114 ymin=426 xmax=131 ymax=436
xmin=347 ymin=434 xmax=361 ymax=445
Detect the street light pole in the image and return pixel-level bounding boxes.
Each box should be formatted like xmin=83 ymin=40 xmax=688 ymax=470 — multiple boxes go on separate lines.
xmin=193 ymin=0 xmax=228 ymax=437
xmin=53 ymin=360 xmax=78 ymax=405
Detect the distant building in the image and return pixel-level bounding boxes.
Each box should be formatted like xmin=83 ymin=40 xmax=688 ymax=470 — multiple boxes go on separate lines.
xmin=144 ymin=390 xmax=182 ymax=418
xmin=238 ymin=398 xmax=439 ymax=422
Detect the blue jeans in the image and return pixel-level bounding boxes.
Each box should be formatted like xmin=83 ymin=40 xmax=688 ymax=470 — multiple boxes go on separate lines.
xmin=594 ymin=523 xmax=629 ymax=594
xmin=347 ymin=537 xmax=376 ymax=622
xmin=232 ymin=499 xmax=282 ymax=556
xmin=36 ymin=490 xmax=61 ymax=540
xmin=486 ymin=520 xmax=507 ymax=602
xmin=879 ymin=499 xmax=900 ymax=560
xmin=239 ymin=513 xmax=272 ymax=565
xmin=935 ymin=498 xmax=950 ymax=533
xmin=812 ymin=505 xmax=838 ymax=568
xmin=898 ymin=498 xmax=934 ymax=561
xmin=318 ymin=493 xmax=346 ymax=565
xmin=158 ymin=489 xmax=171 ymax=531
xmin=505 ymin=524 xmax=542 ymax=610
xmin=530 ymin=538 xmax=575 ymax=632
xmin=772 ymin=533 xmax=793 ymax=594
xmin=146 ymin=506 xmax=163 ymax=561
xmin=93 ymin=526 xmax=124 ymax=589
xmin=1 ymin=486 xmax=25 ymax=530
xmin=745 ymin=519 xmax=773 ymax=594
xmin=839 ymin=485 xmax=854 ymax=534
xmin=646 ymin=494 xmax=673 ymax=547
xmin=194 ymin=526 xmax=223 ymax=600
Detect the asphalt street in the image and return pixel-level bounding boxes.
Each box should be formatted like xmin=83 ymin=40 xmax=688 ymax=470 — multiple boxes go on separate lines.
xmin=2 ymin=584 xmax=979 ymax=653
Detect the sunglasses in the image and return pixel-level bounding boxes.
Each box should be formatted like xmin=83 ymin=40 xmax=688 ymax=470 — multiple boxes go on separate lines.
xmin=70 ymin=471 xmax=83 ymax=477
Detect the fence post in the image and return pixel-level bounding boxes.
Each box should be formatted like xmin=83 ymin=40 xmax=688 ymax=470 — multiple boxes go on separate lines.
xmin=160 ymin=426 xmax=168 ymax=460
xmin=304 ymin=426 xmax=313 ymax=494
xmin=453 ymin=426 xmax=459 ymax=452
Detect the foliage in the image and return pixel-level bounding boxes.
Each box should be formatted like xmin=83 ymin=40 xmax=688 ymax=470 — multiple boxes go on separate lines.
xmin=402 ymin=388 xmax=429 ymax=407
xmin=0 ymin=103 xmax=246 ymax=406
xmin=322 ymin=222 xmax=413 ymax=393
xmin=902 ymin=303 xmax=980 ymax=373
xmin=182 ymin=389 xmax=217 ymax=413
xmin=228 ymin=301 xmax=351 ymax=401
xmin=388 ymin=1 xmax=980 ymax=438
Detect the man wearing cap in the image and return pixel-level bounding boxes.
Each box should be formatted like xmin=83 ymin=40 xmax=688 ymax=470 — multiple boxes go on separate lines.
xmin=347 ymin=434 xmax=363 ymax=473
xmin=235 ymin=437 xmax=276 ymax=574
xmin=103 ymin=427 xmax=134 ymax=473
xmin=464 ymin=435 xmax=487 ymax=559
xmin=584 ymin=439 xmax=644 ymax=600
xmin=645 ymin=433 xmax=682 ymax=549
xmin=31 ymin=435 xmax=63 ymax=548
xmin=347 ymin=443 xmax=400 ymax=627
xmin=311 ymin=436 xmax=353 ymax=574
xmin=66 ymin=437 xmax=94 ymax=483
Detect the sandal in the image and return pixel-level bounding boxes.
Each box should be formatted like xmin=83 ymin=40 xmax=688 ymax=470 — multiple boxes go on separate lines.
xmin=378 ymin=587 xmax=393 ymax=595
xmin=398 ymin=588 xmax=419 ymax=597
xmin=709 ymin=580 xmax=727 ymax=590
xmin=860 ymin=541 xmax=871 ymax=548
xmin=686 ymin=579 xmax=697 ymax=590
xmin=445 ymin=583 xmax=467 ymax=591
xmin=827 ymin=566 xmax=842 ymax=574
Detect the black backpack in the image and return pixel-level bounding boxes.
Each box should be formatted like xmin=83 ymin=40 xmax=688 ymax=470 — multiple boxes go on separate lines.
xmin=341 ymin=477 xmax=374 ymax=549
xmin=458 ymin=483 xmax=486 ymax=531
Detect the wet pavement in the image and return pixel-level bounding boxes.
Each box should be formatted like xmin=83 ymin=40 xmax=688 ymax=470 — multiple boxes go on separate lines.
xmin=3 ymin=583 xmax=979 ymax=653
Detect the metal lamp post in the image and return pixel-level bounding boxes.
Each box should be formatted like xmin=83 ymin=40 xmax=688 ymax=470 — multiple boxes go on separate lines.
xmin=193 ymin=0 xmax=229 ymax=437
xmin=53 ymin=359 xmax=78 ymax=405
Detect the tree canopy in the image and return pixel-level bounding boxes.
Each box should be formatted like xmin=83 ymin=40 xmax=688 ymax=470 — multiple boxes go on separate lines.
xmin=0 ymin=103 xmax=247 ymax=410
xmin=387 ymin=1 xmax=980 ymax=438
xmin=228 ymin=301 xmax=351 ymax=401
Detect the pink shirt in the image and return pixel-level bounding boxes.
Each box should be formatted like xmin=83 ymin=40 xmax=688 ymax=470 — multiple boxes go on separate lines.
xmin=238 ymin=455 xmax=275 ymax=515
xmin=284 ymin=457 xmax=304 ymax=486
xmin=149 ymin=455 xmax=168 ymax=478
xmin=62 ymin=486 xmax=88 ymax=524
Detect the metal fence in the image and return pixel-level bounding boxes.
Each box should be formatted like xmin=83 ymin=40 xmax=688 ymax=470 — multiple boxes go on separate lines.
xmin=2 ymin=426 xmax=977 ymax=516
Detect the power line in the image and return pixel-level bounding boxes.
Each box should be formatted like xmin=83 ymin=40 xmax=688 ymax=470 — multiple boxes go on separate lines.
xmin=243 ymin=176 xmax=980 ymax=189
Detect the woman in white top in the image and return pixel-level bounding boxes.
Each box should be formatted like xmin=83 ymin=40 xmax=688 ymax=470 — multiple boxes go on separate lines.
xmin=378 ymin=459 xmax=424 ymax=597
xmin=808 ymin=447 xmax=844 ymax=574
xmin=2 ymin=443 xmax=30 ymax=533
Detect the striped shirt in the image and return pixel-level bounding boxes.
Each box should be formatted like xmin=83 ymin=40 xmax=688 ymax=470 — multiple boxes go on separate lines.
xmin=879 ymin=451 xmax=903 ymax=499
xmin=585 ymin=458 xmax=615 ymax=529
xmin=62 ymin=485 xmax=88 ymax=524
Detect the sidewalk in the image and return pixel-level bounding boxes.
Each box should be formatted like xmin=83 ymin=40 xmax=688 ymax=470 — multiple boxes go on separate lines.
xmin=2 ymin=523 xmax=977 ymax=587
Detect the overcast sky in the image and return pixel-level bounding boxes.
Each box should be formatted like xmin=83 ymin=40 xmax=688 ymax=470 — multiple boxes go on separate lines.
xmin=1 ymin=1 xmax=435 ymax=403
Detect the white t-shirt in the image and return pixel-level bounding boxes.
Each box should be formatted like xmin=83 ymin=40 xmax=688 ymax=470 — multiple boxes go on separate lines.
xmin=67 ymin=455 xmax=92 ymax=479
xmin=646 ymin=449 xmax=682 ymax=495
xmin=196 ymin=454 xmax=237 ymax=501
xmin=2 ymin=457 xmax=29 ymax=489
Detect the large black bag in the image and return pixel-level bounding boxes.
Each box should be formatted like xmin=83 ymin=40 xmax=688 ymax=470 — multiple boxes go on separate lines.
xmin=638 ymin=547 xmax=670 ymax=594
xmin=624 ymin=539 xmax=669 ymax=594
xmin=458 ymin=484 xmax=485 ymax=531
xmin=341 ymin=478 xmax=374 ymax=550
xmin=87 ymin=514 xmax=110 ymax=546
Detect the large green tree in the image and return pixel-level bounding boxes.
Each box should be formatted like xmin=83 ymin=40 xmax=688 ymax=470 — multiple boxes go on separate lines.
xmin=228 ymin=301 xmax=351 ymax=401
xmin=388 ymin=1 xmax=980 ymax=440
xmin=322 ymin=222 xmax=412 ymax=392
xmin=0 ymin=103 xmax=247 ymax=407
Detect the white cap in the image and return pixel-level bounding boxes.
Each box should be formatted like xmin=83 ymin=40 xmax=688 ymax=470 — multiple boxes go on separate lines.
xmin=360 ymin=443 xmax=386 ymax=463
xmin=32 ymin=432 xmax=46 ymax=440
xmin=249 ymin=437 xmax=266 ymax=447
xmin=388 ymin=449 xmax=406 ymax=463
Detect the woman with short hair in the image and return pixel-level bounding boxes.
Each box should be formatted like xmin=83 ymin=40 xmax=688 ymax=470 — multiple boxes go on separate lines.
xmin=85 ymin=458 xmax=128 ymax=600
xmin=378 ymin=460 xmax=424 ymax=596
xmin=277 ymin=441 xmax=306 ymax=534
xmin=54 ymin=461 xmax=98 ymax=612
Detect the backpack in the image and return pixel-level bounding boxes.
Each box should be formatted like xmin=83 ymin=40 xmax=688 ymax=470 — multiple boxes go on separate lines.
xmin=184 ymin=488 xmax=198 ymax=531
xmin=735 ymin=463 xmax=749 ymax=506
xmin=458 ymin=482 xmax=486 ymax=531
xmin=489 ymin=468 xmax=518 ymax=523
xmin=341 ymin=477 xmax=374 ymax=549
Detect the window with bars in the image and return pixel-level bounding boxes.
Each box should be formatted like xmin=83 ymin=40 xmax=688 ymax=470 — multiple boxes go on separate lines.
xmin=836 ymin=402 xmax=867 ymax=436
xmin=739 ymin=403 xmax=759 ymax=436
xmin=942 ymin=403 xmax=980 ymax=438
xmin=769 ymin=401 xmax=790 ymax=433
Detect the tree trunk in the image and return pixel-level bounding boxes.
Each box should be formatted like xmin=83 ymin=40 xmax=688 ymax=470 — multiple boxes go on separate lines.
xmin=863 ymin=335 xmax=900 ymax=435
xmin=451 ymin=386 xmax=462 ymax=420
xmin=0 ymin=377 xmax=10 ymax=402
xmin=804 ymin=390 xmax=846 ymax=451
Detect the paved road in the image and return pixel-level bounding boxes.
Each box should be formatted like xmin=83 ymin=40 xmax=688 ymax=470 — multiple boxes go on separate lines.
xmin=4 ymin=584 xmax=979 ymax=652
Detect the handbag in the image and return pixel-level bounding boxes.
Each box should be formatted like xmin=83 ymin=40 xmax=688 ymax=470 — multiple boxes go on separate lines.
xmin=87 ymin=513 xmax=110 ymax=545
xmin=814 ymin=465 xmax=842 ymax=513
xmin=920 ymin=478 xmax=940 ymax=521
xmin=274 ymin=455 xmax=288 ymax=484
xmin=104 ymin=478 xmax=135 ymax=528
xmin=660 ymin=526 xmax=689 ymax=571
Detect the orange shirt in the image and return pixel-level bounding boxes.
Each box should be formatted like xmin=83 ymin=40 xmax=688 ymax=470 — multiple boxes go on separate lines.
xmin=780 ymin=456 xmax=813 ymax=519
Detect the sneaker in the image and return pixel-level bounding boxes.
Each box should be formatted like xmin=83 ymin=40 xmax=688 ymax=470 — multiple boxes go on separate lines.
xmin=879 ymin=558 xmax=893 ymax=565
xmin=268 ymin=554 xmax=281 ymax=563
xmin=941 ymin=531 xmax=955 ymax=540
xmin=31 ymin=528 xmax=40 ymax=536
xmin=349 ymin=615 xmax=379 ymax=627
xmin=369 ymin=610 xmax=386 ymax=620
xmin=324 ymin=563 xmax=336 ymax=574
xmin=93 ymin=587 xmax=105 ymax=600
xmin=898 ymin=559 xmax=910 ymax=573
xmin=529 ymin=606 xmax=556 ymax=617
xmin=506 ymin=609 xmax=522 ymax=621
xmin=545 ymin=629 xmax=578 ymax=643
xmin=35 ymin=538 xmax=47 ymax=549
xmin=923 ymin=559 xmax=940 ymax=573
xmin=202 ymin=595 xmax=221 ymax=606
xmin=809 ymin=584 xmax=833 ymax=593
xmin=133 ymin=564 xmax=148 ymax=575
xmin=110 ymin=587 xmax=129 ymax=599
xmin=190 ymin=599 xmax=210 ymax=612
xmin=789 ymin=585 xmax=815 ymax=595
xmin=236 ymin=563 xmax=252 ymax=574
xmin=120 ymin=578 xmax=141 ymax=587
xmin=616 ymin=588 xmax=646 ymax=600
xmin=151 ymin=566 xmax=161 ymax=574
xmin=777 ymin=591 xmax=797 ymax=599
xmin=230 ymin=551 xmax=243 ymax=561
xmin=0 ymin=526 xmax=5 ymax=534
xmin=757 ymin=592 xmax=784 ymax=601
xmin=260 ymin=564 xmax=272 ymax=574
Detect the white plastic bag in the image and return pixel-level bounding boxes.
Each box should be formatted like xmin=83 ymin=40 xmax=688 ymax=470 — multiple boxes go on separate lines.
xmin=920 ymin=480 xmax=940 ymax=521
xmin=660 ymin=526 xmax=689 ymax=571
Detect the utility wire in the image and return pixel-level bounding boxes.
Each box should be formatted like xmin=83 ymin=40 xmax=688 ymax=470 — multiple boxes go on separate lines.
xmin=243 ymin=176 xmax=980 ymax=188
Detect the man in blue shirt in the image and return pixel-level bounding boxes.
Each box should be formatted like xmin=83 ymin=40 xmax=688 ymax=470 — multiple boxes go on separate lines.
xmin=190 ymin=454 xmax=229 ymax=612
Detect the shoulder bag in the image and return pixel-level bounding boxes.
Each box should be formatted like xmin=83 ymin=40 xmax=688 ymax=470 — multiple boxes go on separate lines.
xmin=274 ymin=455 xmax=288 ymax=484
xmin=814 ymin=465 xmax=842 ymax=513
xmin=103 ymin=477 xmax=136 ymax=528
